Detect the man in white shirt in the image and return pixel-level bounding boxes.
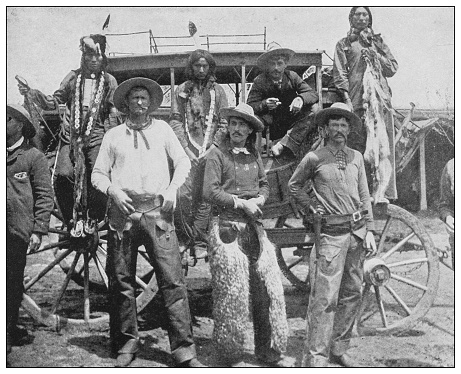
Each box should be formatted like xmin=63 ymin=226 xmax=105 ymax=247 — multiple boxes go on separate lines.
xmin=92 ymin=77 xmax=204 ymax=368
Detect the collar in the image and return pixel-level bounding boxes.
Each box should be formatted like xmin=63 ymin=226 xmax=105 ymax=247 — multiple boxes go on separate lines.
xmin=325 ymin=144 xmax=349 ymax=156
xmin=232 ymin=147 xmax=250 ymax=155
xmin=7 ymin=136 xmax=24 ymax=152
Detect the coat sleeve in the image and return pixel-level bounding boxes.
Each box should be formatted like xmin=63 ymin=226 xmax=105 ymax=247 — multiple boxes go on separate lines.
xmin=203 ymin=148 xmax=234 ymax=207
xmin=288 ymin=152 xmax=316 ymax=212
xmin=374 ymin=36 xmax=398 ymax=78
xmin=247 ymin=77 xmax=269 ymax=116
xmin=213 ymin=84 xmax=229 ymax=145
xmin=291 ymin=71 xmax=319 ymax=106
xmin=29 ymin=71 xmax=75 ymax=110
xmin=30 ymin=150 xmax=54 ymax=235
xmin=332 ymin=39 xmax=350 ymax=93
xmin=169 ymin=86 xmax=189 ymax=149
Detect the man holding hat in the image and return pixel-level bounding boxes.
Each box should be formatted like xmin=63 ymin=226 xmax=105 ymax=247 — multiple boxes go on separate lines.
xmin=92 ymin=78 xmax=204 ymax=368
xmin=170 ymin=49 xmax=229 ymax=261
xmin=289 ymin=103 xmax=377 ymax=367
xmin=203 ymin=102 xmax=291 ymax=367
xmin=19 ymin=34 xmax=118 ymax=235
xmin=247 ymin=43 xmax=319 ymax=159
xmin=7 ymin=104 xmax=54 ymax=354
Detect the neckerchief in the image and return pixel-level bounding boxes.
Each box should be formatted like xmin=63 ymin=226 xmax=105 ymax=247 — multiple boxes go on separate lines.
xmin=126 ymin=119 xmax=151 ymax=149
xmin=7 ymin=136 xmax=24 ymax=154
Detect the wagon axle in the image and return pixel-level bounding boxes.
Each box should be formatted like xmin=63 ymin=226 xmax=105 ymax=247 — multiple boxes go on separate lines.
xmin=364 ymin=257 xmax=391 ymax=286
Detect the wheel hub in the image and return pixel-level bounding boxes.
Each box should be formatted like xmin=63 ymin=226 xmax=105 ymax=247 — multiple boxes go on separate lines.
xmin=363 ymin=257 xmax=391 ymax=286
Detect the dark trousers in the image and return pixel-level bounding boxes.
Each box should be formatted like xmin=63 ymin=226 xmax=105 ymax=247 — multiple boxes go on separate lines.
xmin=107 ymin=210 xmax=196 ymax=363
xmin=176 ymin=154 xmax=210 ymax=252
xmin=54 ymin=142 xmax=107 ymax=225
xmin=7 ymin=233 xmax=28 ymax=333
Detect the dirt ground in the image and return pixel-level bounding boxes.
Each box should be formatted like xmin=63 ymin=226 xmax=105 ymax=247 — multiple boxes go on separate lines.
xmin=7 ymin=209 xmax=454 ymax=368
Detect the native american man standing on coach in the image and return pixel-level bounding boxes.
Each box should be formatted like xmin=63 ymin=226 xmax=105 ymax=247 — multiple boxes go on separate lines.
xmin=333 ymin=6 xmax=398 ymax=203
xmin=18 ymin=34 xmax=118 ymax=236
xmin=169 ymin=49 xmax=228 ymax=259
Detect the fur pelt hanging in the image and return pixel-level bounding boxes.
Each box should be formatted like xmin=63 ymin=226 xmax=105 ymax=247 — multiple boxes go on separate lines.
xmin=362 ymin=53 xmax=393 ymax=203
xmin=208 ymin=217 xmax=288 ymax=360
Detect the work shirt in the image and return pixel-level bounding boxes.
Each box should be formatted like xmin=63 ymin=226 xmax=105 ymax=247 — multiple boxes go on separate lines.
xmin=438 ymin=158 xmax=454 ymax=222
xmin=203 ymin=138 xmax=269 ymax=221
xmin=29 ymin=67 xmax=118 ymax=145
xmin=170 ymin=78 xmax=228 ymax=152
xmin=247 ymin=70 xmax=318 ymax=140
xmin=7 ymin=140 xmax=54 ymax=242
xmin=333 ymin=34 xmax=398 ymax=110
xmin=288 ymin=144 xmax=374 ymax=238
xmin=92 ymin=119 xmax=191 ymax=200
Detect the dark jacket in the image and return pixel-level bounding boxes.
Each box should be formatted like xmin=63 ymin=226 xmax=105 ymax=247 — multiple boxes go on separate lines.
xmin=247 ymin=70 xmax=318 ymax=140
xmin=7 ymin=141 xmax=54 ymax=242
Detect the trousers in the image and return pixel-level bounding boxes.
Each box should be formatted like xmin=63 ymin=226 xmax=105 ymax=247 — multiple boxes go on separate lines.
xmin=304 ymin=232 xmax=364 ymax=367
xmin=54 ymin=142 xmax=107 ymax=225
xmin=106 ymin=208 xmax=196 ymax=363
xmin=6 ymin=232 xmax=28 ymax=333
xmin=175 ymin=150 xmax=210 ymax=253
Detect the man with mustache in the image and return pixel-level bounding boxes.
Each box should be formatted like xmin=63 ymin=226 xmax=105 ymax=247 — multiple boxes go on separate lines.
xmin=170 ymin=49 xmax=228 ymax=261
xmin=247 ymin=43 xmax=319 ymax=159
xmin=18 ymin=34 xmax=119 ymax=236
xmin=203 ymin=103 xmax=291 ymax=367
xmin=92 ymin=78 xmax=205 ymax=368
xmin=289 ymin=103 xmax=377 ymax=367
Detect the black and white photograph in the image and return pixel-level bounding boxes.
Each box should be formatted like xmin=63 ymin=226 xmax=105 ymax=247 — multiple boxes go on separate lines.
xmin=5 ymin=5 xmax=454 ymax=367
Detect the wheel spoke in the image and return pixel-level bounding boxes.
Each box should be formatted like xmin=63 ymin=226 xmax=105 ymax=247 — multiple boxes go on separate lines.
xmin=374 ymin=286 xmax=388 ymax=328
xmin=51 ymin=251 xmax=81 ymax=314
xmin=384 ymin=284 xmax=412 ymax=316
xmin=25 ymin=247 xmax=74 ymax=291
xmin=34 ymin=240 xmax=71 ymax=253
xmin=93 ymin=252 xmax=109 ymax=289
xmin=391 ymin=273 xmax=428 ymax=291
xmin=387 ymin=257 xmax=428 ymax=268
xmin=381 ymin=232 xmax=416 ymax=261
xmin=378 ymin=216 xmax=392 ymax=254
xmin=356 ymin=283 xmax=371 ymax=326
xmin=287 ymin=257 xmax=304 ymax=270
xmin=83 ymin=252 xmax=90 ymax=322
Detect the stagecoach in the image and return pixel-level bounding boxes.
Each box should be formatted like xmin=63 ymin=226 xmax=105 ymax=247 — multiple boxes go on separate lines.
xmin=18 ymin=36 xmax=440 ymax=337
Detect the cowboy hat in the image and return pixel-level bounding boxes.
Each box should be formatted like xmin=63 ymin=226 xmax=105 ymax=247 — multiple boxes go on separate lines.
xmin=314 ymin=102 xmax=361 ymax=129
xmin=113 ymin=77 xmax=164 ymax=114
xmin=220 ymin=102 xmax=264 ymax=132
xmin=257 ymin=42 xmax=295 ymax=69
xmin=7 ymin=104 xmax=36 ymax=138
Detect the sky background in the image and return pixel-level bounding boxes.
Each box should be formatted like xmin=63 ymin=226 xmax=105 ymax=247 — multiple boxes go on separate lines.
xmin=6 ymin=6 xmax=455 ymax=110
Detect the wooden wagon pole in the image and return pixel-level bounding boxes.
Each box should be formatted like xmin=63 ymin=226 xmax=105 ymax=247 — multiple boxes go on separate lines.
xmin=419 ymin=136 xmax=427 ymax=210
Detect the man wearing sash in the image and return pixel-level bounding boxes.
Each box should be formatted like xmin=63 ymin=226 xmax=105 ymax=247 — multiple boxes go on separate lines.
xmin=170 ymin=49 xmax=228 ymax=259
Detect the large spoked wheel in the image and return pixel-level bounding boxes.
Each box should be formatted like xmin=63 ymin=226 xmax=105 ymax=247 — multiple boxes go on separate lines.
xmin=357 ymin=203 xmax=440 ymax=335
xmin=21 ymin=215 xmax=159 ymax=331
xmin=268 ymin=216 xmax=313 ymax=291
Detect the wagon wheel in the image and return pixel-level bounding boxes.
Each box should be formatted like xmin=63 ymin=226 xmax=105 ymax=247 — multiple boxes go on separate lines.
xmin=272 ymin=215 xmax=312 ymax=291
xmin=21 ymin=216 xmax=158 ymax=331
xmin=357 ymin=203 xmax=440 ymax=335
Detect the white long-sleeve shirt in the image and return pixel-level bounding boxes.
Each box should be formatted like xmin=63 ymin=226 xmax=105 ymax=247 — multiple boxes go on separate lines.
xmin=91 ymin=119 xmax=191 ymax=198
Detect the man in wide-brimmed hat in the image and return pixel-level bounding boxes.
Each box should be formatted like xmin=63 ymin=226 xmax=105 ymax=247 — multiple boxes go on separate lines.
xmin=7 ymin=104 xmax=54 ymax=355
xmin=333 ymin=7 xmax=398 ymax=202
xmin=18 ymin=33 xmax=119 ymax=235
xmin=169 ymin=49 xmax=229 ymax=261
xmin=92 ymin=77 xmax=205 ymax=368
xmin=203 ymin=102 xmax=292 ymax=367
xmin=289 ymin=102 xmax=377 ymax=367
xmin=247 ymin=42 xmax=319 ymax=159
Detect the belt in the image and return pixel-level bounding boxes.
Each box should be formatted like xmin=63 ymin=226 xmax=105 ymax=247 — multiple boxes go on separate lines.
xmin=306 ymin=209 xmax=368 ymax=225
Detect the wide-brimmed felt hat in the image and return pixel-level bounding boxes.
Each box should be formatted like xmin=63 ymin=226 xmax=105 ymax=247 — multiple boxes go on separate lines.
xmin=220 ymin=102 xmax=264 ymax=132
xmin=113 ymin=77 xmax=164 ymax=114
xmin=7 ymin=104 xmax=36 ymax=138
xmin=257 ymin=42 xmax=295 ymax=69
xmin=314 ymin=102 xmax=361 ymax=129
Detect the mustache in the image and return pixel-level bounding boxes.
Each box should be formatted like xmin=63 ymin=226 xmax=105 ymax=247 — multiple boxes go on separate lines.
xmin=232 ymin=131 xmax=243 ymax=136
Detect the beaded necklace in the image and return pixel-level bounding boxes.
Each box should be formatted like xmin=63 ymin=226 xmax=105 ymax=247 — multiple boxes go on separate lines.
xmin=74 ymin=72 xmax=105 ymax=138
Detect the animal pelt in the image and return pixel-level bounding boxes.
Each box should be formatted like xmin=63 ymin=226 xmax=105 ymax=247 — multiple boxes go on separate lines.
xmin=208 ymin=217 xmax=288 ymax=361
xmin=362 ymin=55 xmax=392 ymax=203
